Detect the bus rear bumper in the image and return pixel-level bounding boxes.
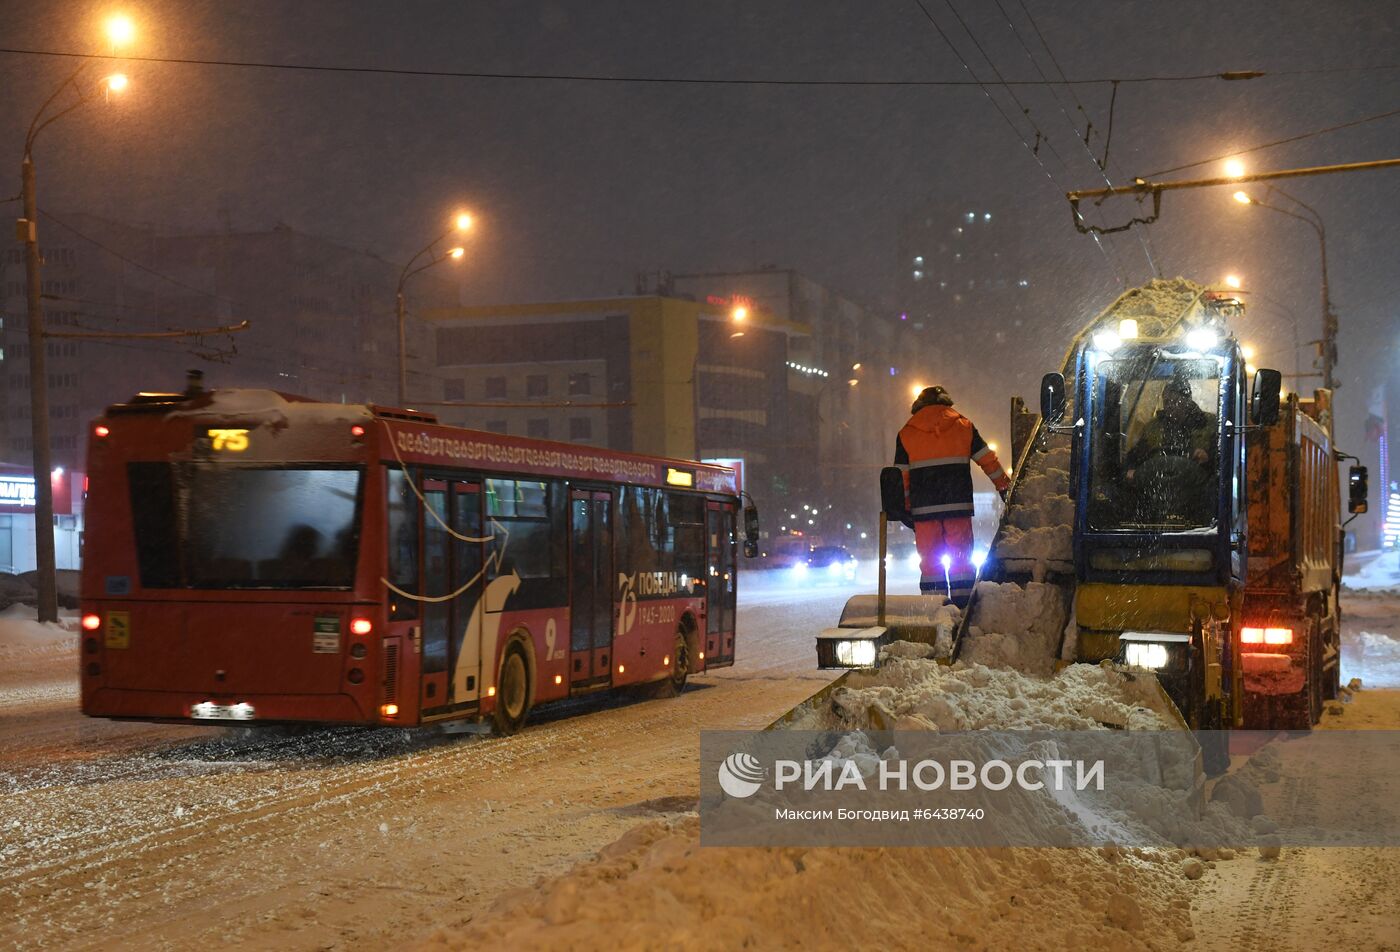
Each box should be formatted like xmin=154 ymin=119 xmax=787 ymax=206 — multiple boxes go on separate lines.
xmin=82 ymin=688 xmax=376 ymax=726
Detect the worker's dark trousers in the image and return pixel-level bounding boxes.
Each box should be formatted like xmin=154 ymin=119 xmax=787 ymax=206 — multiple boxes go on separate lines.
xmin=914 ymin=515 xmax=975 ymax=607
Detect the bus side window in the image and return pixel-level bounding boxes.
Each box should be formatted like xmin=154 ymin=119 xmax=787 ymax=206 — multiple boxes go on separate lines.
xmin=386 ymin=468 xmax=420 ymax=620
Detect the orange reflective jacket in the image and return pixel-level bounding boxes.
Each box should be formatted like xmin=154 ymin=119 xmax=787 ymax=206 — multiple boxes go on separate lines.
xmin=894 ymin=405 xmax=1010 ymax=520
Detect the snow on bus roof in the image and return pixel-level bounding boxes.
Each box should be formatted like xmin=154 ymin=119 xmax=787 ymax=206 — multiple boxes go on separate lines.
xmin=164 ymin=389 xmax=372 ymax=427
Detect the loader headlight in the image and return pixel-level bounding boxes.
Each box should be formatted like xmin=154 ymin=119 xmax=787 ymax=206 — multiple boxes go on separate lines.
xmin=1118 ymin=631 xmax=1191 ymax=672
xmin=1124 ymin=643 xmax=1169 ymax=669
xmin=835 ymin=639 xmax=878 ymax=667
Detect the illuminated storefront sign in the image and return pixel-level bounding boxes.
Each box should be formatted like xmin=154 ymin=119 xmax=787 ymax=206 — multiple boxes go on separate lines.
xmin=0 ymin=475 xmax=36 ymax=510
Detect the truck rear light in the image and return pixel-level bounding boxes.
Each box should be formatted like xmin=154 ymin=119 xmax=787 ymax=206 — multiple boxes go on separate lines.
xmin=1242 ymin=626 xmax=1293 ymax=645
xmin=380 ymin=703 xmax=399 ymax=717
xmin=81 ymin=613 xmax=102 ymax=631
xmin=94 ymin=425 xmax=110 ymax=438
xmin=351 ymin=424 xmax=366 ymax=438
xmin=350 ymin=617 xmax=373 ymax=635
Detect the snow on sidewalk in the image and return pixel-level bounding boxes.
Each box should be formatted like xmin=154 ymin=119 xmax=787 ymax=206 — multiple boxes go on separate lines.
xmin=0 ymin=605 xmax=77 ymax=658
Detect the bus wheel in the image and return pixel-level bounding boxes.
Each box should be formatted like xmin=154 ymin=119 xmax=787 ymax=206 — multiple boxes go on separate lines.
xmin=665 ymin=631 xmax=691 ymax=695
xmin=493 ymin=643 xmax=531 ymax=735
xmin=644 ymin=631 xmax=691 ymax=699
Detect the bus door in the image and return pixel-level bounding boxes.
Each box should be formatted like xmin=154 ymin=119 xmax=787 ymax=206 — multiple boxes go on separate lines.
xmin=706 ymin=501 xmax=737 ymax=664
xmin=421 ymin=478 xmax=484 ymax=713
xmin=569 ymin=489 xmax=614 ymax=688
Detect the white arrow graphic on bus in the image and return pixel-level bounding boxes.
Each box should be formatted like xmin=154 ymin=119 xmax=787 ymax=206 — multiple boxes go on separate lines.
xmin=447 ymin=517 xmax=520 ymax=705
xmin=452 ymin=567 xmax=521 ymax=705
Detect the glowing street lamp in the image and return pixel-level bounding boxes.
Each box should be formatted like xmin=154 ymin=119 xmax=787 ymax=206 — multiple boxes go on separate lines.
xmin=397 ymin=212 xmax=475 ymax=404
xmin=1224 ymin=158 xmax=1246 ymax=179
xmin=105 ymin=73 xmax=129 ymax=92
xmin=910 ymin=383 xmax=925 ymax=398
xmin=732 ymin=305 xmax=748 ymax=323
xmin=1233 ymin=191 xmax=1252 ymax=205
xmin=104 ymin=13 xmax=136 ymax=47
xmin=1224 ymin=274 xmax=1242 ymax=290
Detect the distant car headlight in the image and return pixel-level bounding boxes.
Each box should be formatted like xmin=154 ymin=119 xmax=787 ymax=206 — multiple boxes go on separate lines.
xmin=792 ymin=562 xmax=809 ymax=576
xmin=906 ymin=552 xmax=921 ymax=571
xmin=826 ymin=561 xmax=842 ymax=575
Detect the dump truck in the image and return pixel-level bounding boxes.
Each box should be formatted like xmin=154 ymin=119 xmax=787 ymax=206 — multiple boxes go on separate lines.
xmin=1240 ymin=388 xmax=1363 ymax=728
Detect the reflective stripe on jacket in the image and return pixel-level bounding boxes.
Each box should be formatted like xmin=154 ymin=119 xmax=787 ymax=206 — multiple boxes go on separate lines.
xmin=894 ymin=405 xmax=1010 ymax=520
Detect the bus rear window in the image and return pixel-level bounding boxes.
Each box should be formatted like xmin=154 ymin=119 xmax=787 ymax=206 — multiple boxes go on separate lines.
xmin=128 ymin=463 xmax=363 ymax=589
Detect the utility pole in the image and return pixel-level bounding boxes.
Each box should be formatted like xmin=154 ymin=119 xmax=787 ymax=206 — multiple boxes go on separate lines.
xmin=20 ymin=156 xmax=57 ymax=622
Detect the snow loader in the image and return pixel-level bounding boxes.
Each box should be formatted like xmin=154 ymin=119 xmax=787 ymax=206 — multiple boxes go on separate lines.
xmin=1038 ymin=279 xmax=1365 ymax=762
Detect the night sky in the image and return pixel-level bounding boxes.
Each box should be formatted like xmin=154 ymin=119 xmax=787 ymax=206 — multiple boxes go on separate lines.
xmin=3 ymin=0 xmax=1397 ymax=452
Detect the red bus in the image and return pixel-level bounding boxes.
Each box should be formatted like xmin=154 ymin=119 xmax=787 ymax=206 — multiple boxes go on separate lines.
xmin=79 ymin=385 xmax=751 ymax=733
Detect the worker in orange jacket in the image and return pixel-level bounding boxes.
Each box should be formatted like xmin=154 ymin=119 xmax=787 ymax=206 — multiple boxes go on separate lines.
xmin=895 ymin=386 xmax=1010 ymax=607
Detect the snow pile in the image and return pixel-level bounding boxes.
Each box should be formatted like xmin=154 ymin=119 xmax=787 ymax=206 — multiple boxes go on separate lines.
xmin=0 ymin=571 xmax=80 ymax=611
xmin=1342 ymin=552 xmax=1400 ymax=594
xmin=419 ymin=813 xmax=1201 ymax=951
xmin=959 ymin=581 xmax=1067 ymax=675
xmin=997 ymin=443 xmax=1074 ymax=567
xmin=1103 ymin=277 xmax=1207 ymax=337
xmin=787 ymin=651 xmax=1174 ymax=733
xmin=1342 ymin=631 xmax=1400 ymax=689
xmin=0 ymin=604 xmax=77 ymax=658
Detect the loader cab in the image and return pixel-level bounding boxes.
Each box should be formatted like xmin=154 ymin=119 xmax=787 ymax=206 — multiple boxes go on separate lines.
xmin=1069 ymin=332 xmax=1249 ymax=588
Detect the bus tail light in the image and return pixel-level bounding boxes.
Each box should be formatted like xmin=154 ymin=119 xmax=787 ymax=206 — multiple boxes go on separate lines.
xmin=1241 ymin=626 xmax=1294 ymax=645
xmin=94 ymin=425 xmax=110 ymax=438
xmin=81 ymin=613 xmax=102 ymax=631
xmin=350 ymin=617 xmax=373 ymax=636
xmin=380 ymin=703 xmax=399 ymax=717
xmin=350 ymin=424 xmax=366 ymax=439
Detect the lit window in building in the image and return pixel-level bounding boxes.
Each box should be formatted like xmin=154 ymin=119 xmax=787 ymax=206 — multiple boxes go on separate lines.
xmin=1018 ymin=278 xmax=1030 ymax=288
xmin=912 ymin=270 xmax=924 ymax=281
xmin=913 ymin=255 xmax=923 ymax=266
xmin=965 ymin=212 xmax=975 ymax=222
xmin=984 ymin=213 xmax=992 ymax=221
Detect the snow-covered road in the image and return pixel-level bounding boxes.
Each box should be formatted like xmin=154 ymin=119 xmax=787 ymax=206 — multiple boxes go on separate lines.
xmin=3 ymin=570 xmax=1397 ymax=951
xmin=0 ymin=572 xmax=848 ymax=951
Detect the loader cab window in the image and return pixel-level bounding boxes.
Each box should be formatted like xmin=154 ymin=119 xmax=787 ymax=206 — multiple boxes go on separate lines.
xmin=1087 ymin=353 xmax=1223 ymax=532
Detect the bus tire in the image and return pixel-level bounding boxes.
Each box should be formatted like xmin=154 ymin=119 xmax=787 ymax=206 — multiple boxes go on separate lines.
xmin=492 ymin=642 xmax=532 ymax=735
xmin=640 ymin=630 xmax=691 ymax=700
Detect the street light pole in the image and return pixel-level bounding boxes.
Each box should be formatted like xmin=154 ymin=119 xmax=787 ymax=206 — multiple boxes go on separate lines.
xmin=18 ymin=63 xmax=129 ymax=621
xmin=1234 ymin=188 xmax=1337 ymax=391
xmin=21 ymin=154 xmax=57 ymax=622
xmin=396 ymin=214 xmax=471 ymax=406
